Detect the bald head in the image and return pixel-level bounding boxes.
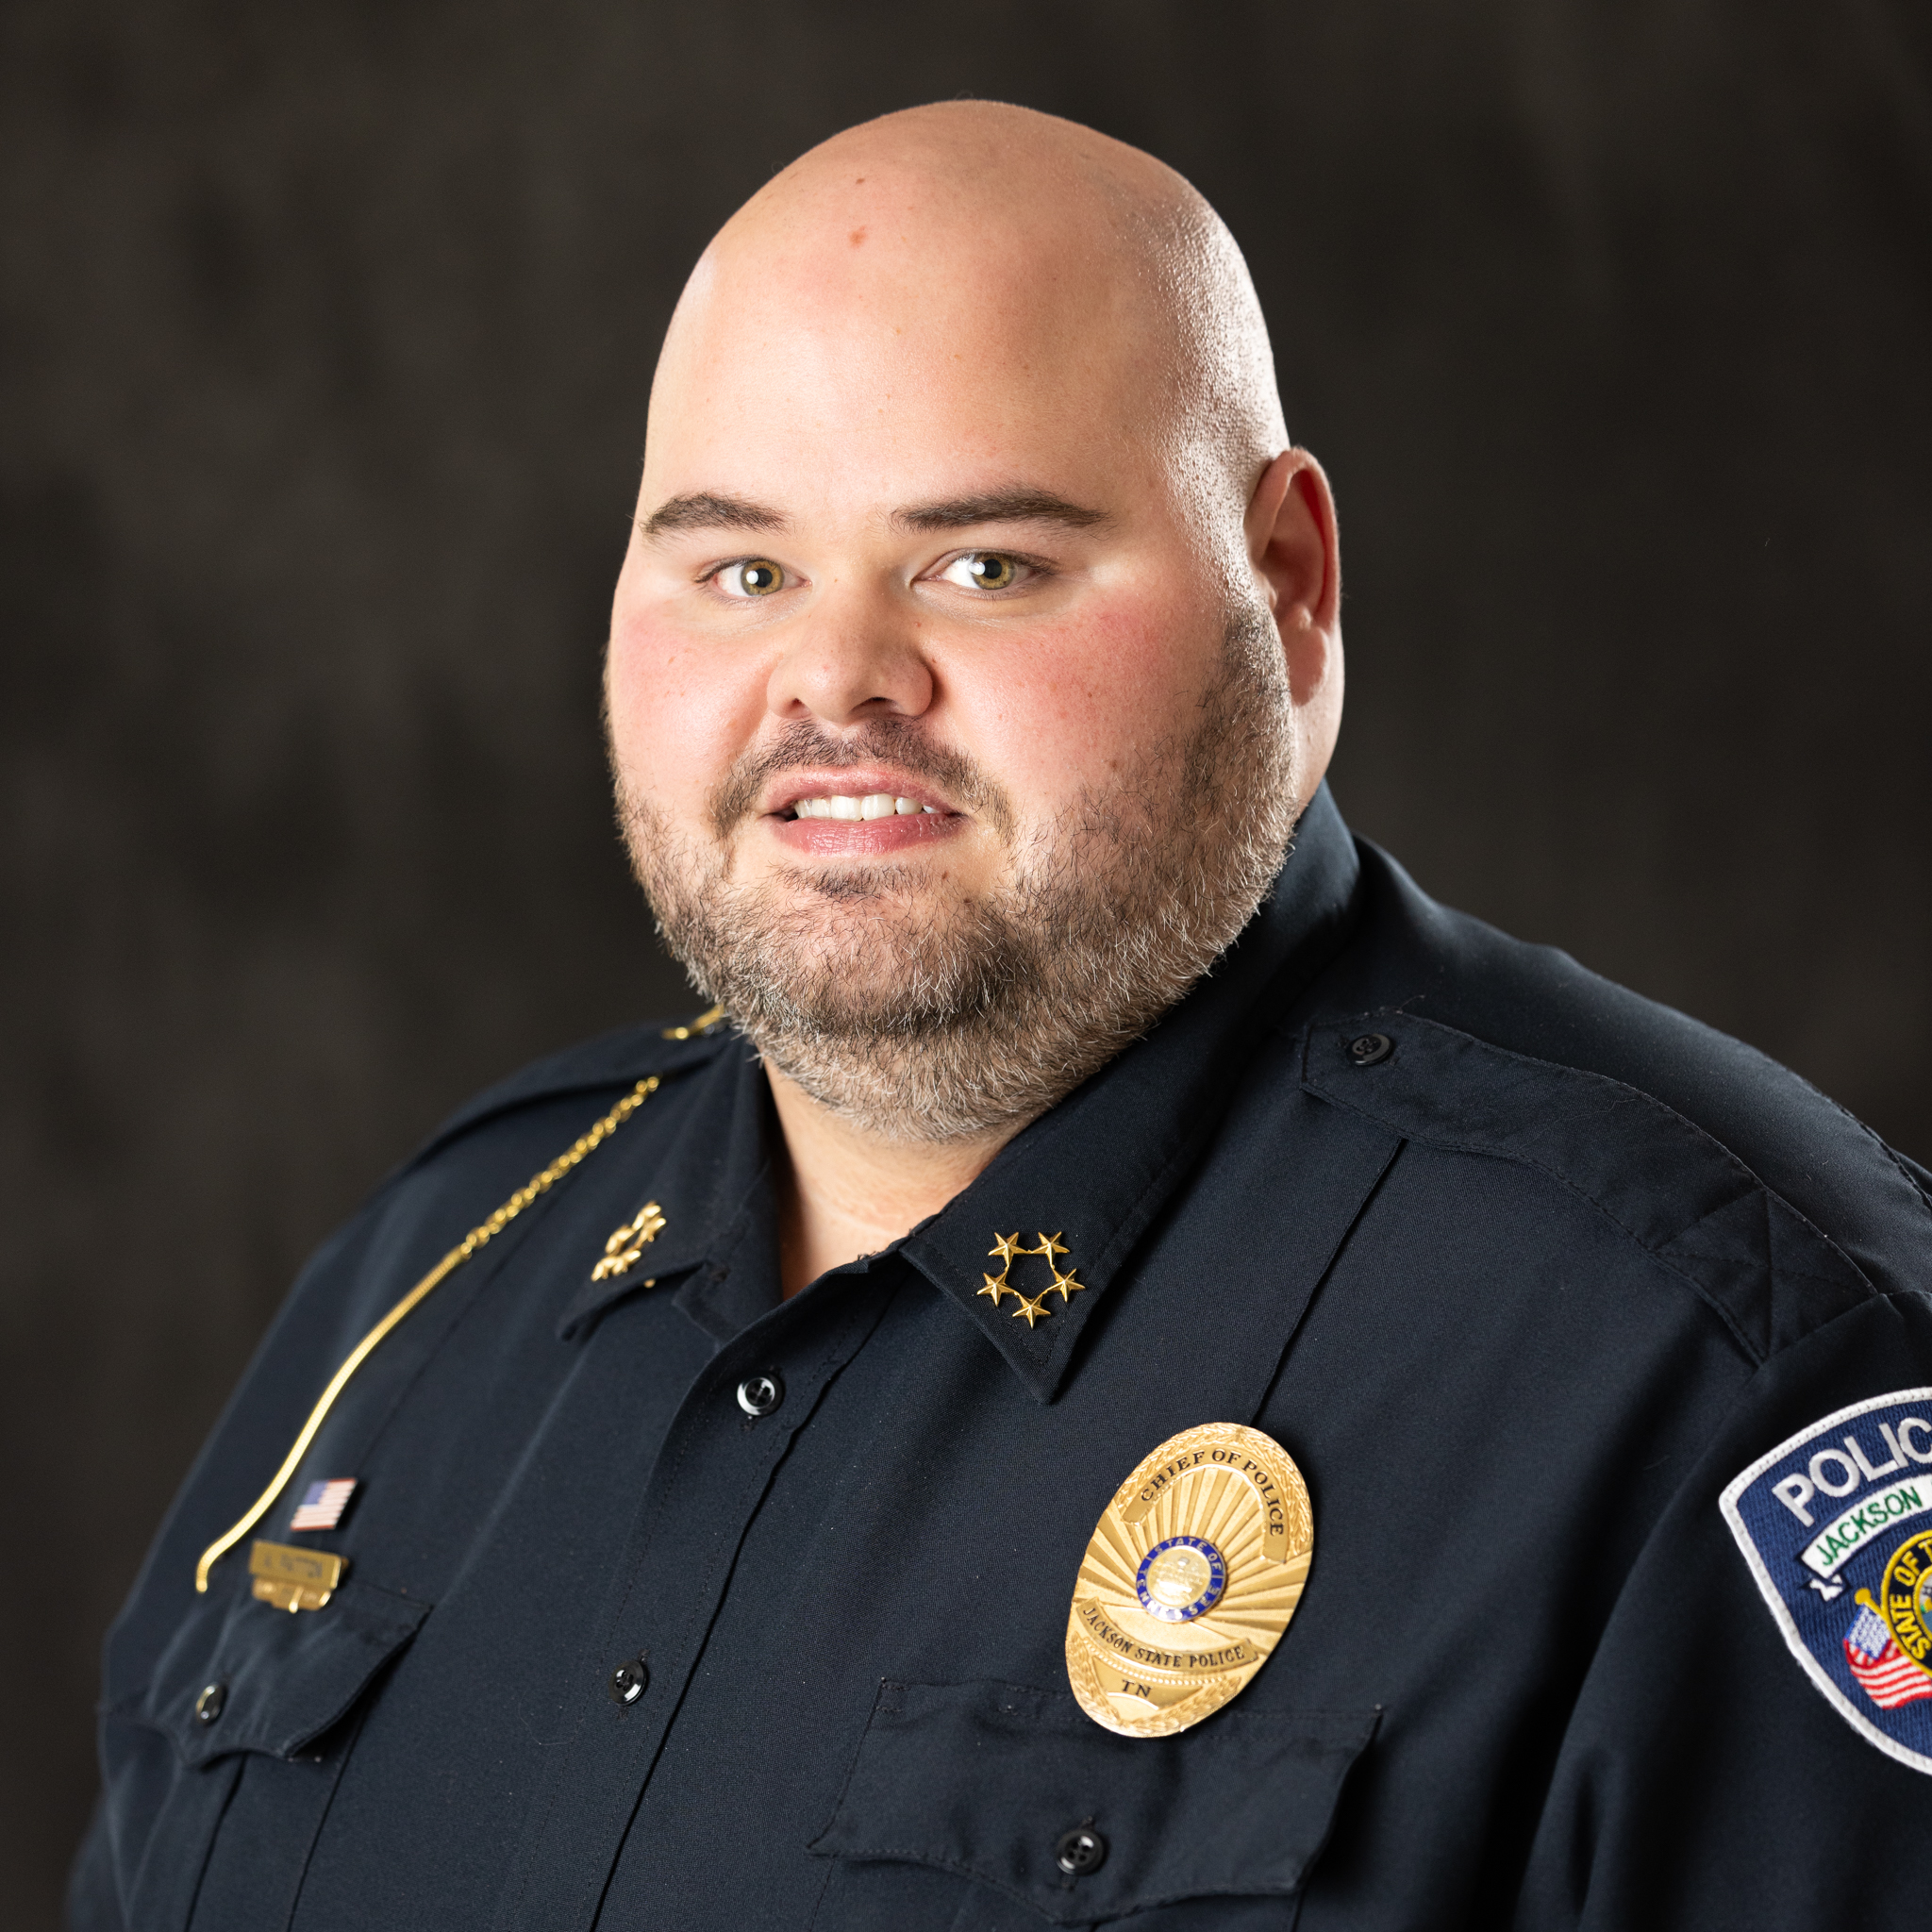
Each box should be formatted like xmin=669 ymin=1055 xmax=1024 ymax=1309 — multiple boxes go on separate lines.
xmin=646 ymin=102 xmax=1288 ymax=552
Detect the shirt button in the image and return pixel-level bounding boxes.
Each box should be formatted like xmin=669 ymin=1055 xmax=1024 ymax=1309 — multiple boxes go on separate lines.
xmin=608 ymin=1656 xmax=649 ymax=1705
xmin=736 ymin=1372 xmax=785 ymax=1419
xmin=1346 ymin=1031 xmax=1393 ymax=1066
xmin=1055 ymin=1824 xmax=1107 ymax=1876
xmin=194 ymin=1682 xmax=226 ymax=1725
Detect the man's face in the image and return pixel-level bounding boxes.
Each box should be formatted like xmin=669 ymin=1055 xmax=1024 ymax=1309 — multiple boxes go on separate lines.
xmin=606 ymin=179 xmax=1304 ymax=1137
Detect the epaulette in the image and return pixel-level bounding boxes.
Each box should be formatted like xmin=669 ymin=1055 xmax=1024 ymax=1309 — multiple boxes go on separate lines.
xmin=1300 ymin=1012 xmax=1875 ymax=1366
xmin=397 ymin=1005 xmax=737 ymax=1176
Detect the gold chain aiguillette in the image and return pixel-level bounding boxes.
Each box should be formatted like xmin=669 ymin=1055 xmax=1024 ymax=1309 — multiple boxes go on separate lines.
xmin=194 ymin=1073 xmax=663 ymax=1594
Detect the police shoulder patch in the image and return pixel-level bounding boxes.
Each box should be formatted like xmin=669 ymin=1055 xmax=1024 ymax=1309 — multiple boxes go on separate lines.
xmin=1723 ymin=1388 xmax=1932 ymax=1773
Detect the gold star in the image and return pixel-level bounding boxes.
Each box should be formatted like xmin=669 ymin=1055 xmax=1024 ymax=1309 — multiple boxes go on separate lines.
xmin=989 ymin=1232 xmax=1026 ymax=1266
xmin=591 ymin=1203 xmax=667 ymax=1281
xmin=1048 ymin=1264 xmax=1085 ymax=1303
xmin=1010 ymin=1291 xmax=1053 ymax=1328
xmin=977 ymin=1273 xmax=1011 ymax=1306
xmin=1030 ymin=1231 xmax=1069 ymax=1259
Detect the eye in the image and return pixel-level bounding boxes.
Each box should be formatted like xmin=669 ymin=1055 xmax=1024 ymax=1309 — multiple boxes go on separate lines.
xmin=713 ymin=558 xmax=787 ymax=598
xmin=936 ymin=551 xmax=1029 ymax=592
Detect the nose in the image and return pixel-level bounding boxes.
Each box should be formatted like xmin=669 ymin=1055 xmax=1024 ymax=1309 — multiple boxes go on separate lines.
xmin=764 ymin=587 xmax=934 ymax=727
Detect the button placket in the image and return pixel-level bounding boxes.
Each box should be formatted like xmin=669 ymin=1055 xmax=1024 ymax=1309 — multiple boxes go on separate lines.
xmin=492 ymin=1272 xmax=901 ymax=1932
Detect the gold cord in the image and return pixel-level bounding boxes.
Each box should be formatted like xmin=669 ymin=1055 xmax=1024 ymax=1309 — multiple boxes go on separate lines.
xmin=194 ymin=1074 xmax=662 ymax=1592
xmin=660 ymin=1003 xmax=725 ymax=1042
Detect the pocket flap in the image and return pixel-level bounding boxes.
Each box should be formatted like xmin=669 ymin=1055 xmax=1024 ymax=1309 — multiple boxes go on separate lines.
xmin=129 ymin=1574 xmax=431 ymax=1769
xmin=809 ymin=1681 xmax=1377 ymax=1924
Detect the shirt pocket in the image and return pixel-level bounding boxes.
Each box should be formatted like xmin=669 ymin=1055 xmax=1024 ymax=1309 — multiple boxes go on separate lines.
xmin=807 ymin=1680 xmax=1377 ymax=1930
xmin=101 ymin=1576 xmax=430 ymax=1932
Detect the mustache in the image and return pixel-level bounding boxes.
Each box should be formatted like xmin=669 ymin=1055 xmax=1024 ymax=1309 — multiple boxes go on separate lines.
xmin=707 ymin=718 xmax=1017 ymax=842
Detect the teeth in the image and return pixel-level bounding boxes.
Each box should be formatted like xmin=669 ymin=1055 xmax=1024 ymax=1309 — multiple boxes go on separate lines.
xmin=791 ymin=793 xmax=941 ymax=819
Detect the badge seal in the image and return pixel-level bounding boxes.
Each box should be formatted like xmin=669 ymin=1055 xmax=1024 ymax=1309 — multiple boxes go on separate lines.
xmin=1066 ymin=1421 xmax=1312 ymax=1738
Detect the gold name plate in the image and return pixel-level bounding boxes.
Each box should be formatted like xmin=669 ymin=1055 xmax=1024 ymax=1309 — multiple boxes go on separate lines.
xmin=1065 ymin=1422 xmax=1313 ymax=1738
xmin=249 ymin=1539 xmax=346 ymax=1612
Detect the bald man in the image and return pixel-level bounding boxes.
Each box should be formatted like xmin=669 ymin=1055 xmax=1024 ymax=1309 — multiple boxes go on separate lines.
xmin=75 ymin=105 xmax=1932 ymax=1932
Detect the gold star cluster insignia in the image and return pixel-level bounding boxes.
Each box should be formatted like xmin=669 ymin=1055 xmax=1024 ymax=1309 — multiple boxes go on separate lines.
xmin=979 ymin=1232 xmax=1087 ymax=1324
xmin=591 ymin=1202 xmax=667 ymax=1281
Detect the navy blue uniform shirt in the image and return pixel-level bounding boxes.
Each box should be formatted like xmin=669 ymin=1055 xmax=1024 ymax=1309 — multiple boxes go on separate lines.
xmin=72 ymin=789 xmax=1932 ymax=1928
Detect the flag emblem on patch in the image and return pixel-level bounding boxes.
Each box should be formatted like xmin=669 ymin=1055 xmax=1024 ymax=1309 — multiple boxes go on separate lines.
xmin=290 ymin=1478 xmax=358 ymax=1532
xmin=1723 ymin=1388 xmax=1932 ymax=1774
xmin=1844 ymin=1596 xmax=1932 ymax=1709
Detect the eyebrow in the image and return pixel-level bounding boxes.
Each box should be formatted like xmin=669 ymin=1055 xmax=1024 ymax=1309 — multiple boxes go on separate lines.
xmin=639 ymin=491 xmax=788 ymax=539
xmin=638 ymin=484 xmax=1110 ymax=542
xmin=891 ymin=489 xmax=1109 ymax=533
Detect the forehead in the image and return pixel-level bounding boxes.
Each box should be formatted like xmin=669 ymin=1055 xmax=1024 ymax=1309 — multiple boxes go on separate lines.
xmin=641 ymin=192 xmax=1174 ymax=507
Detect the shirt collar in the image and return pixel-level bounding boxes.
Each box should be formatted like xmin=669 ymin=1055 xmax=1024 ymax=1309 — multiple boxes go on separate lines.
xmin=559 ymin=784 xmax=1362 ymax=1394
xmin=899 ymin=783 xmax=1360 ymax=1400
xmin=557 ymin=1041 xmax=780 ymax=1341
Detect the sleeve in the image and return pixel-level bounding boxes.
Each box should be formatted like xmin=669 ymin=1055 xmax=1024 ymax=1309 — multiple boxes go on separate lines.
xmin=1514 ymin=1290 xmax=1932 ymax=1929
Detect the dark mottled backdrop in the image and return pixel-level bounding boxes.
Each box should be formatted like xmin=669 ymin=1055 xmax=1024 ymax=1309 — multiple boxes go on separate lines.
xmin=4 ymin=1 xmax=1927 ymax=1920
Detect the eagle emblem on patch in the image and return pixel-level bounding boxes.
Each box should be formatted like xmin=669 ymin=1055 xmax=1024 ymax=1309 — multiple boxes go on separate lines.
xmin=1722 ymin=1387 xmax=1932 ymax=1773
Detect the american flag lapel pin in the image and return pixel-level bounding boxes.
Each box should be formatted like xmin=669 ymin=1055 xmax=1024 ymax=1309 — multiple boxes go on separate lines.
xmin=290 ymin=1477 xmax=359 ymax=1533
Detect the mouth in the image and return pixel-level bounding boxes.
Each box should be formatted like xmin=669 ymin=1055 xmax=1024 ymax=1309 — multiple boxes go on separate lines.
xmin=760 ymin=768 xmax=956 ymax=821
xmin=782 ymin=792 xmax=940 ymax=822
xmin=759 ymin=770 xmax=962 ymax=855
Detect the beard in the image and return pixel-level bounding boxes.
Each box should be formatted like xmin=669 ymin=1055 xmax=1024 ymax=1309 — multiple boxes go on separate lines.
xmin=613 ymin=605 xmax=1302 ymax=1142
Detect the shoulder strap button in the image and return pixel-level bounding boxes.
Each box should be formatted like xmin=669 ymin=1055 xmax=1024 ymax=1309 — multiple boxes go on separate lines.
xmin=1346 ymin=1032 xmax=1394 ymax=1067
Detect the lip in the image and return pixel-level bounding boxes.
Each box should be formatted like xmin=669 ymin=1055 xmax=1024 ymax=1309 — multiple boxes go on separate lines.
xmin=758 ymin=766 xmax=965 ymax=858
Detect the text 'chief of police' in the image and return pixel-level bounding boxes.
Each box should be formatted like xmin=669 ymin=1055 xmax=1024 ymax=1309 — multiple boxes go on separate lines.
xmin=73 ymin=101 xmax=1932 ymax=1932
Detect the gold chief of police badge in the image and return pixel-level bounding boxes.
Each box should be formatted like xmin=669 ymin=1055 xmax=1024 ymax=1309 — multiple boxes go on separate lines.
xmin=1067 ymin=1423 xmax=1313 ymax=1738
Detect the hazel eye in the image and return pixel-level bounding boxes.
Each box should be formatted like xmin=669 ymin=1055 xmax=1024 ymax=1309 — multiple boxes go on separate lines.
xmin=715 ymin=559 xmax=786 ymax=598
xmin=939 ymin=551 xmax=1025 ymax=591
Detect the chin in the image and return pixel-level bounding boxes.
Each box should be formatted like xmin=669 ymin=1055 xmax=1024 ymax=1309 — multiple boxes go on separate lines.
xmin=772 ymin=900 xmax=983 ymax=986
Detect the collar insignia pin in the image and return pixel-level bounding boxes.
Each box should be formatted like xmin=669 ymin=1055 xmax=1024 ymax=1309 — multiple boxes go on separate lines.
xmin=592 ymin=1202 xmax=666 ymax=1281
xmin=1067 ymin=1422 xmax=1314 ymax=1738
xmin=979 ymin=1231 xmax=1085 ymax=1326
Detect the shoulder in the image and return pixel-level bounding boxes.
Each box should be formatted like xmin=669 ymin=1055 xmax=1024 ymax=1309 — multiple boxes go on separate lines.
xmin=1294 ymin=837 xmax=1932 ymax=1362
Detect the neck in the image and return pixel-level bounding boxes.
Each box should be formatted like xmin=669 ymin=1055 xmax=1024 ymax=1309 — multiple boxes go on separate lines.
xmin=765 ymin=1065 xmax=1016 ymax=1296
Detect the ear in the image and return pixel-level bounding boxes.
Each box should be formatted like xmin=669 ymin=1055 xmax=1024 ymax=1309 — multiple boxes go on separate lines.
xmin=1246 ymin=448 xmax=1341 ymax=648
xmin=1245 ymin=447 xmax=1344 ymax=793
